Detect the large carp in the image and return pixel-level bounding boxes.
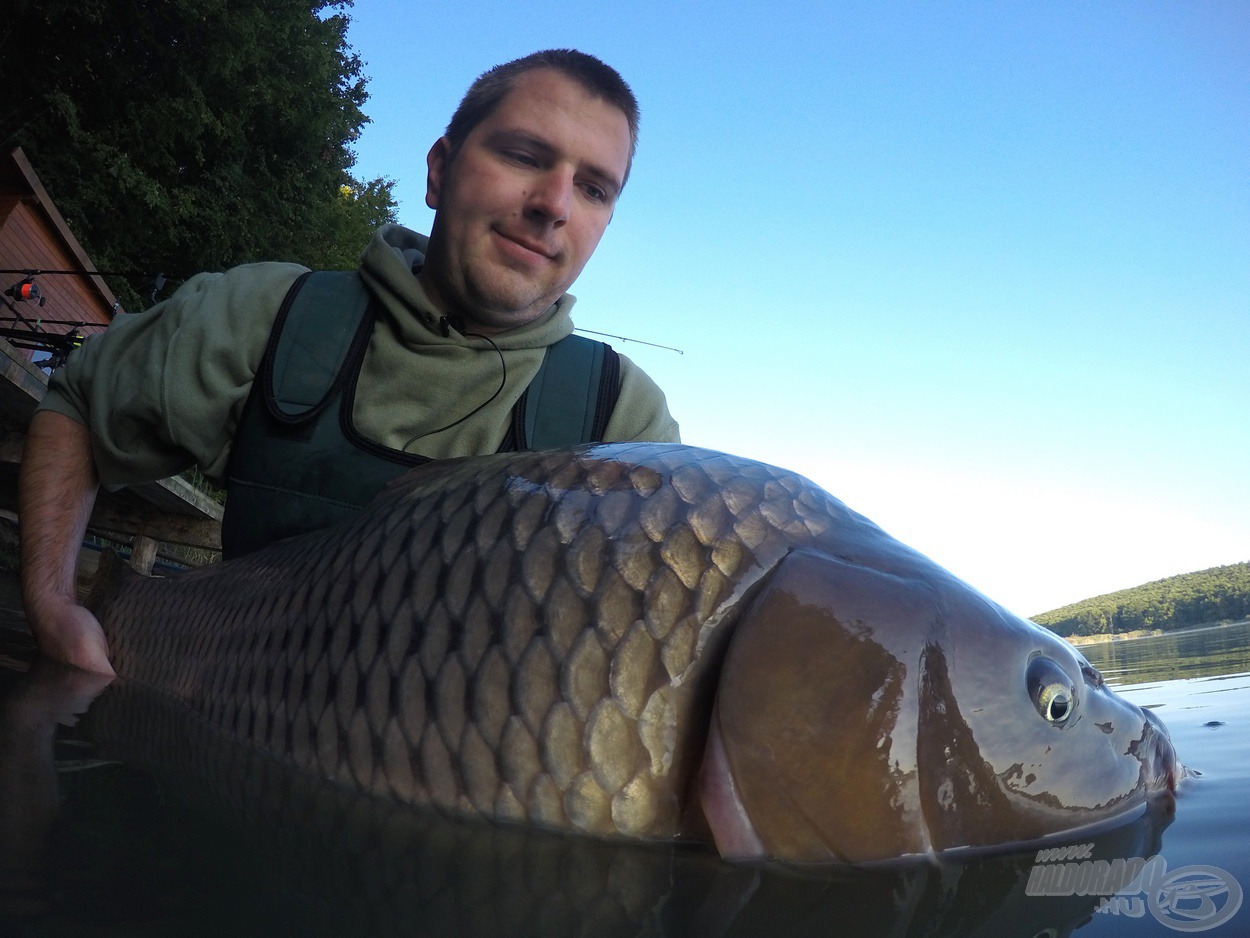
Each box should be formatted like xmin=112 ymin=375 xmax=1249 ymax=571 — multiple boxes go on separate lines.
xmin=88 ymin=443 xmax=1180 ymax=863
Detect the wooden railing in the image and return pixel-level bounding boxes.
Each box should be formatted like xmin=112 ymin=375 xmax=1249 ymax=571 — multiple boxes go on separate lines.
xmin=0 ymin=335 xmax=221 ymax=574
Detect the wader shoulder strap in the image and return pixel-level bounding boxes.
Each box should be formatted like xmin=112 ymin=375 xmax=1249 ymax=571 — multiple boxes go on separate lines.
xmin=522 ymin=334 xmax=620 ymax=449
xmin=222 ymin=270 xmax=393 ymax=558
xmin=267 ymin=270 xmax=371 ymax=419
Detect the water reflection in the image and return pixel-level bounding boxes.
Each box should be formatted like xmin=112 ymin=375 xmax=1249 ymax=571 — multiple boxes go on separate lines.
xmin=1076 ymin=620 xmax=1250 ymax=687
xmin=0 ymin=659 xmax=114 ymax=924
xmin=0 ymin=660 xmax=1180 ymax=937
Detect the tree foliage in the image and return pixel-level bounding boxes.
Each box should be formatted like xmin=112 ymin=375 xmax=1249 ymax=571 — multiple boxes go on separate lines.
xmin=1033 ymin=562 xmax=1250 ymax=637
xmin=1 ymin=0 xmax=396 ymax=309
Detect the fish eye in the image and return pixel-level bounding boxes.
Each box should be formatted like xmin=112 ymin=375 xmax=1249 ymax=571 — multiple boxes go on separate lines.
xmin=1038 ymin=684 xmax=1072 ymax=723
xmin=1027 ymin=657 xmax=1076 ymax=726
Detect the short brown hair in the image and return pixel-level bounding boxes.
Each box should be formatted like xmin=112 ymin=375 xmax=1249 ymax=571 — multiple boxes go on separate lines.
xmin=445 ymin=50 xmax=640 ymax=185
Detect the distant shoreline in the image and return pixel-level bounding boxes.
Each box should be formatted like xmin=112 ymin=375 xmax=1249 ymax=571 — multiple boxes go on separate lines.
xmin=1063 ymin=618 xmax=1250 ymax=647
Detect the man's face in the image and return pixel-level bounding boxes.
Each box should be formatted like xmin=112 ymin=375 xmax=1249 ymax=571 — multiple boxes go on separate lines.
xmin=420 ymin=69 xmax=632 ymax=334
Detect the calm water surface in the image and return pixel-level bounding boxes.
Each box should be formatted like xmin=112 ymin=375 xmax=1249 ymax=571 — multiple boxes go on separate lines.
xmin=0 ymin=619 xmax=1247 ymax=937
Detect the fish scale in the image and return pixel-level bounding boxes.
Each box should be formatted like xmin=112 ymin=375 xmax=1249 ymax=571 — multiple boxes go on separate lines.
xmin=91 ymin=443 xmax=885 ymax=841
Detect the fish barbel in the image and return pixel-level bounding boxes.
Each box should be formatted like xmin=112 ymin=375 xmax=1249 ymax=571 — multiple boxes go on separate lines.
xmin=89 ymin=442 xmax=1179 ymax=863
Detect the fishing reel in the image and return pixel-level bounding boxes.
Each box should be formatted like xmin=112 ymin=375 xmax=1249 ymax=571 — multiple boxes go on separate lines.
xmin=4 ymin=277 xmax=46 ymax=306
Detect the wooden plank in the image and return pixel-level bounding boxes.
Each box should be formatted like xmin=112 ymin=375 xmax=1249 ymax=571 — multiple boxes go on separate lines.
xmin=0 ymin=334 xmax=49 ymax=425
xmin=84 ymin=500 xmax=221 ymax=551
xmin=0 ymin=337 xmax=222 ymax=523
xmin=124 ymin=476 xmax=223 ymax=520
xmin=127 ymin=534 xmax=159 ymax=574
xmin=0 ymin=479 xmax=221 ymax=550
xmin=0 ymin=427 xmax=23 ymax=464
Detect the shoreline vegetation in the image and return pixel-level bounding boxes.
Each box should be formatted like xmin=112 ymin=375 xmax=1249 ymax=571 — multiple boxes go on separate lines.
xmin=1061 ymin=619 xmax=1250 ymax=647
xmin=1033 ymin=561 xmax=1250 ymax=641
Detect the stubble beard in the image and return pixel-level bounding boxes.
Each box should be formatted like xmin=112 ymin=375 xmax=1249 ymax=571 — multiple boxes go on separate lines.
xmin=423 ymin=227 xmax=569 ymax=333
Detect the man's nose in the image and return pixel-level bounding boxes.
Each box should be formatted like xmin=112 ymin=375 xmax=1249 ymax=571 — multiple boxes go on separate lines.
xmin=524 ymin=169 xmax=573 ymax=225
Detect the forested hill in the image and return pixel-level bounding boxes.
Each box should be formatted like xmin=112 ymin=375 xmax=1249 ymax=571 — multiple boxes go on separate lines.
xmin=1033 ymin=562 xmax=1250 ymax=638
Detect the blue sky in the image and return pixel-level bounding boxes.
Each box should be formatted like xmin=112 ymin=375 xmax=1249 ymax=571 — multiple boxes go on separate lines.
xmin=344 ymin=1 xmax=1248 ymax=616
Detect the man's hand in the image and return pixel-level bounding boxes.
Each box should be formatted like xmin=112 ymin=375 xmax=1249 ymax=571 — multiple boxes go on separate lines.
xmin=24 ymin=596 xmax=114 ymax=677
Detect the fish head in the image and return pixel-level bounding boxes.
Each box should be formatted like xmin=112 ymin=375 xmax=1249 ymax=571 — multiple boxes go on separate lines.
xmin=699 ymin=549 xmax=1180 ymax=864
xmin=908 ymin=582 xmax=1180 ymax=858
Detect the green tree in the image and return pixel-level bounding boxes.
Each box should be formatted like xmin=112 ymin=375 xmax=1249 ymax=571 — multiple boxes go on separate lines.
xmin=1 ymin=0 xmax=396 ymax=309
xmin=307 ymin=177 xmax=401 ymax=271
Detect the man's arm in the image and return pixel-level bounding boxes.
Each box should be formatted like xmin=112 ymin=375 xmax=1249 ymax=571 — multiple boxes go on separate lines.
xmin=18 ymin=411 xmax=114 ymax=676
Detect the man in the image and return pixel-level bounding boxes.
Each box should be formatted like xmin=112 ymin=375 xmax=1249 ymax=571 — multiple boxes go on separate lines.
xmin=19 ymin=50 xmax=679 ymax=676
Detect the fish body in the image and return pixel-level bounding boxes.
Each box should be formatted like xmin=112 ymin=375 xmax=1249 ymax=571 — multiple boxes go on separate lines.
xmin=89 ymin=443 xmax=1179 ymax=862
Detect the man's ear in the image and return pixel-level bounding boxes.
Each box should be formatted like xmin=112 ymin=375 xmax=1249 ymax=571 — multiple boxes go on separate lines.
xmin=426 ymin=137 xmax=452 ymax=210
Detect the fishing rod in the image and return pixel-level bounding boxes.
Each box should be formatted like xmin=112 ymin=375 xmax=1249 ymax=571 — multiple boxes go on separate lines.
xmin=0 ymin=266 xmax=166 ymax=278
xmin=0 ymin=326 xmax=86 ymax=369
xmin=0 ymin=315 xmax=105 ymax=329
xmin=574 ymin=327 xmax=684 ymax=355
xmin=3 ymin=272 xmax=686 ymax=354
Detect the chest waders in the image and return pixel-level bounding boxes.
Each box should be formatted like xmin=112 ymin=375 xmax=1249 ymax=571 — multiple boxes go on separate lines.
xmin=221 ymin=271 xmax=619 ymax=558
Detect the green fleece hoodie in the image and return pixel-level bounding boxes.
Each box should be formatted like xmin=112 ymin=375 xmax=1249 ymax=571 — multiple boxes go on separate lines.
xmin=42 ymin=224 xmax=679 ymax=488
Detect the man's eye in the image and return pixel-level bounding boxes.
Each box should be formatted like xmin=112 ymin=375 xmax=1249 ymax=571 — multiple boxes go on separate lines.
xmin=581 ymin=183 xmax=608 ymax=204
xmin=503 ymin=150 xmax=539 ymax=167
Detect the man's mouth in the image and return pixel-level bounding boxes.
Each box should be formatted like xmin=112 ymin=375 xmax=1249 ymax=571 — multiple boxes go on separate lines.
xmin=494 ymin=228 xmax=557 ymax=261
